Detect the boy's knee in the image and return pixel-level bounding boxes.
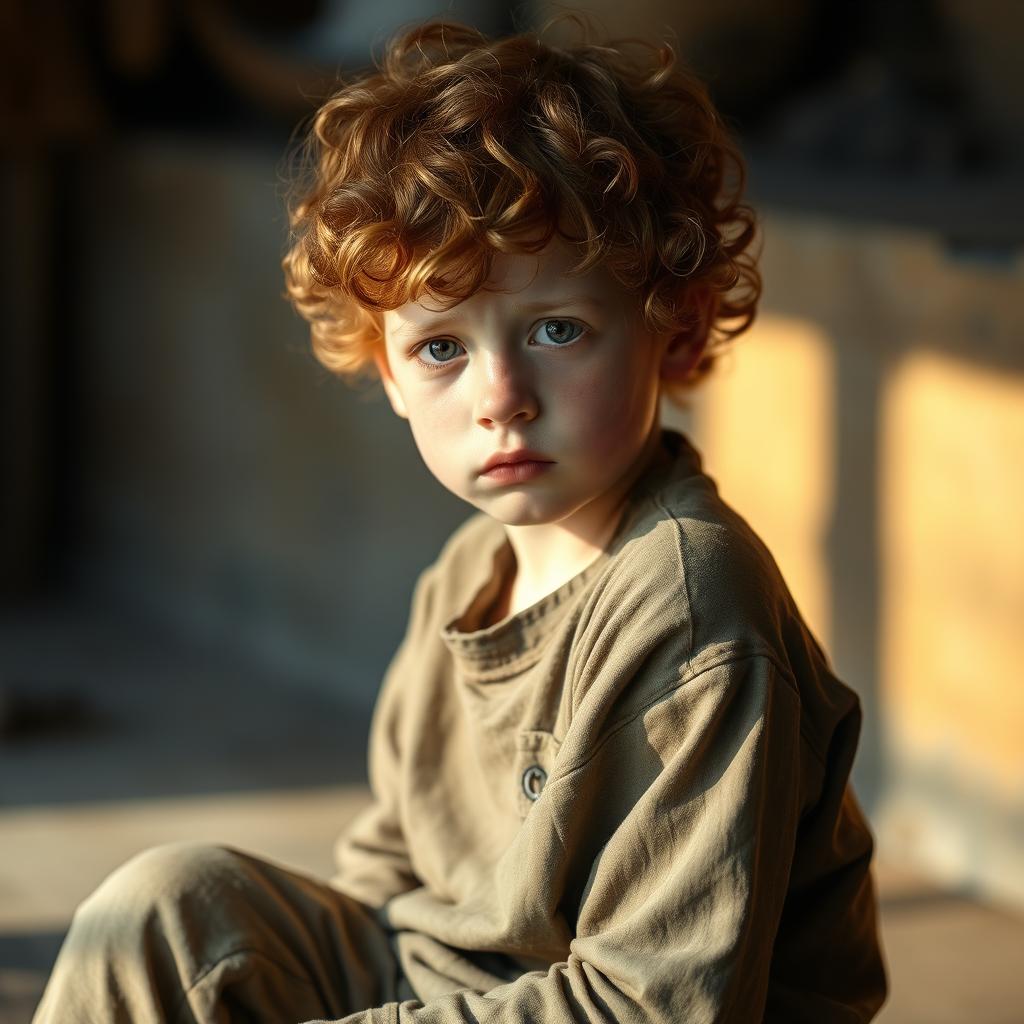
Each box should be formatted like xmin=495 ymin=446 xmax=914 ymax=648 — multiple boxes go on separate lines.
xmin=76 ymin=841 xmax=242 ymax=933
xmin=39 ymin=844 xmax=282 ymax=1018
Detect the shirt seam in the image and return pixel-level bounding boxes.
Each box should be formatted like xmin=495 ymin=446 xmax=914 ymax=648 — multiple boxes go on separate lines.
xmin=651 ymin=490 xmax=695 ymax=659
xmin=554 ymin=650 xmax=818 ymax=781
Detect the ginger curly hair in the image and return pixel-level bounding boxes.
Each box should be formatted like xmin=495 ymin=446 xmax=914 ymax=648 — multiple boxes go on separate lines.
xmin=283 ymin=19 xmax=760 ymax=397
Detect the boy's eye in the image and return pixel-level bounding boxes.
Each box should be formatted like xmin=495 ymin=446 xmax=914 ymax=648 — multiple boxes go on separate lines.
xmin=420 ymin=339 xmax=464 ymax=364
xmin=532 ymin=319 xmax=584 ymax=346
xmin=414 ymin=319 xmax=585 ymax=368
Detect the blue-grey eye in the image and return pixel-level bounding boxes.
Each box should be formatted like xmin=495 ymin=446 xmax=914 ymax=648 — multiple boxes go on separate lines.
xmin=425 ymin=339 xmax=462 ymax=363
xmin=533 ymin=319 xmax=584 ymax=346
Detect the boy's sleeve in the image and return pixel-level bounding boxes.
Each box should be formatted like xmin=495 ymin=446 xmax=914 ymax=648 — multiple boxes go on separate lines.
xmin=319 ymin=652 xmax=881 ymax=1024
xmin=330 ymin=567 xmax=436 ymax=908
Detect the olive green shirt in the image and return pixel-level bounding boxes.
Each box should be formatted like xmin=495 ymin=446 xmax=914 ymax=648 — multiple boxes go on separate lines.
xmin=328 ymin=428 xmax=887 ymax=1023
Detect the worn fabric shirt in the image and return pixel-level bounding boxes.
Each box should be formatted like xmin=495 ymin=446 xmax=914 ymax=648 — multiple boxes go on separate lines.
xmin=327 ymin=428 xmax=887 ymax=1024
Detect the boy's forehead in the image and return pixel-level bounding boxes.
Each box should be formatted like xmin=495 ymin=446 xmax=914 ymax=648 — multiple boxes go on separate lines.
xmin=383 ymin=244 xmax=619 ymax=335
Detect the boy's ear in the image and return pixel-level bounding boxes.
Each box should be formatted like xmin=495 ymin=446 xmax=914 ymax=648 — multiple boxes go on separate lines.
xmin=659 ymin=288 xmax=715 ymax=385
xmin=660 ymin=332 xmax=709 ymax=385
xmin=372 ymin=342 xmax=409 ymax=420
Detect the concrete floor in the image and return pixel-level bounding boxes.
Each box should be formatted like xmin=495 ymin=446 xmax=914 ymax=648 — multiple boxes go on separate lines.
xmin=2 ymin=604 xmax=1023 ymax=1023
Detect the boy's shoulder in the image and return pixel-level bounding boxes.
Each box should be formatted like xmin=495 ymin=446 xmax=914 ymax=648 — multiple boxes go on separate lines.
xmin=607 ymin=429 xmax=794 ymax=659
xmin=602 ymin=430 xmax=862 ymax=750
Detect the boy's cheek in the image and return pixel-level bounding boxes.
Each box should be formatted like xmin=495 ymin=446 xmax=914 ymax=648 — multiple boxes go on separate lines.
xmin=405 ymin=425 xmax=471 ymax=495
xmin=563 ymin=373 xmax=659 ymax=456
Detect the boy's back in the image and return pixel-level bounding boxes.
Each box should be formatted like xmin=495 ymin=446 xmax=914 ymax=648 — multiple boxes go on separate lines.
xmin=333 ymin=427 xmax=886 ymax=1021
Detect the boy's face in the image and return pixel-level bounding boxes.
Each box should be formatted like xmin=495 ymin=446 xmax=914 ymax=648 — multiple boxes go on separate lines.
xmin=375 ymin=241 xmax=671 ymax=529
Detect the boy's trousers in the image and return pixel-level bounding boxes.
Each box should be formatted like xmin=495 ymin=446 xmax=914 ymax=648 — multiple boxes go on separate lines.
xmin=31 ymin=841 xmax=410 ymax=1023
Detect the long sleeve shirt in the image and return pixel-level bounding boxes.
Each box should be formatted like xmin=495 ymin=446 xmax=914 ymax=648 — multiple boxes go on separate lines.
xmin=324 ymin=427 xmax=887 ymax=1023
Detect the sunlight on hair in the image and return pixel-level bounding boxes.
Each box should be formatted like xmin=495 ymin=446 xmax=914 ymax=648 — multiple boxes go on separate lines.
xmin=283 ymin=19 xmax=760 ymax=393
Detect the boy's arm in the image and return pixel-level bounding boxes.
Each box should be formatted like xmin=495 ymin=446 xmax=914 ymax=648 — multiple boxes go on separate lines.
xmin=318 ymin=653 xmax=885 ymax=1023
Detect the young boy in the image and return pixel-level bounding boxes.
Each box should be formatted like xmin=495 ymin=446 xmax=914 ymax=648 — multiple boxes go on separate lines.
xmin=34 ymin=19 xmax=887 ymax=1024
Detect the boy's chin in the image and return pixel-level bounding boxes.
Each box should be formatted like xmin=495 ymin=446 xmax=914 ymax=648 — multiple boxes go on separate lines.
xmin=463 ymin=492 xmax=585 ymax=528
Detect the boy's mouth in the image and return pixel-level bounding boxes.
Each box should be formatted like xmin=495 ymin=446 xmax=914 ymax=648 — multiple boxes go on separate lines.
xmin=479 ymin=460 xmax=555 ymax=485
xmin=478 ymin=449 xmax=554 ymax=475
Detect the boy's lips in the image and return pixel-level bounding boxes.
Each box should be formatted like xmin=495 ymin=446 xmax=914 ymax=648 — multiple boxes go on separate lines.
xmin=478 ymin=449 xmax=554 ymax=474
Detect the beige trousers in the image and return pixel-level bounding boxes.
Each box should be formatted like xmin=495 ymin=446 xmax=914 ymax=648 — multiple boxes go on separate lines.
xmin=31 ymin=842 xmax=408 ymax=1023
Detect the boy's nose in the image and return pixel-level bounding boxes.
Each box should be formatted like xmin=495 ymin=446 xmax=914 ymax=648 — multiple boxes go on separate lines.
xmin=473 ymin=354 xmax=539 ymax=427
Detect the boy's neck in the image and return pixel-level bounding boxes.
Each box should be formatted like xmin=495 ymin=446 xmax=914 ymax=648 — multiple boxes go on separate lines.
xmin=495 ymin=423 xmax=664 ymax=618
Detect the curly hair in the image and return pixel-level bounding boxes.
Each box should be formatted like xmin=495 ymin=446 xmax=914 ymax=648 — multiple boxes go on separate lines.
xmin=283 ymin=18 xmax=760 ymax=398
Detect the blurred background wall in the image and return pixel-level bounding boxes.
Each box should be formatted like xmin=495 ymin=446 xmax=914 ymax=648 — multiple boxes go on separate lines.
xmin=2 ymin=0 xmax=1022 ymax=913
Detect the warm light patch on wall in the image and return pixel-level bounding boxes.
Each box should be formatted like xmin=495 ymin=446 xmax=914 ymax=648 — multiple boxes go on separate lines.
xmin=881 ymin=351 xmax=1024 ymax=793
xmin=665 ymin=314 xmax=835 ymax=647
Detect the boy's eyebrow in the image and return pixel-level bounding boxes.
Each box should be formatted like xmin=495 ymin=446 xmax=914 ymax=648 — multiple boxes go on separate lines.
xmin=511 ymin=295 xmax=605 ymax=314
xmin=390 ymin=315 xmax=461 ymax=339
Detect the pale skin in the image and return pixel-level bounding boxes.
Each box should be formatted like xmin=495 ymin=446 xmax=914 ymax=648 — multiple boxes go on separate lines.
xmin=374 ymin=241 xmax=707 ymax=623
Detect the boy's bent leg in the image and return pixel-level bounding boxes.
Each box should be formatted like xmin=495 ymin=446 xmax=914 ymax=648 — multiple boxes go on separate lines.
xmin=32 ymin=841 xmax=402 ymax=1024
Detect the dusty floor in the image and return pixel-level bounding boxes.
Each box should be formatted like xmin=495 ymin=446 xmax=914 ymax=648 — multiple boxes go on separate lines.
xmin=1 ymin=604 xmax=1022 ymax=1023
